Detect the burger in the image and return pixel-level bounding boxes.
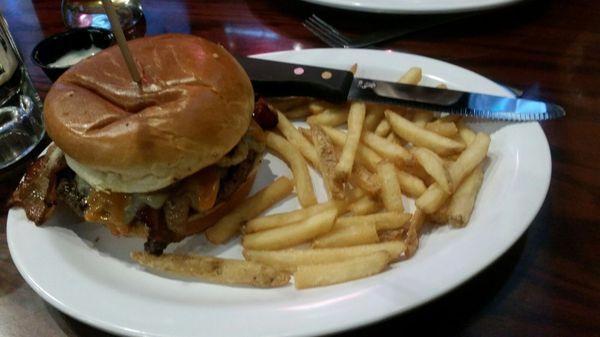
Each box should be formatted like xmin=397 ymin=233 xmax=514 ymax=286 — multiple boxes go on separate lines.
xmin=10 ymin=34 xmax=275 ymax=255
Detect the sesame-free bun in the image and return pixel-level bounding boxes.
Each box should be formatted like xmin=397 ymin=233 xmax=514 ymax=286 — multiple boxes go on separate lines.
xmin=44 ymin=34 xmax=254 ymax=193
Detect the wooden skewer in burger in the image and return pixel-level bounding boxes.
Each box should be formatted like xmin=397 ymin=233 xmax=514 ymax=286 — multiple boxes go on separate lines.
xmin=9 ymin=1 xmax=276 ymax=255
xmin=100 ymin=0 xmax=142 ymax=87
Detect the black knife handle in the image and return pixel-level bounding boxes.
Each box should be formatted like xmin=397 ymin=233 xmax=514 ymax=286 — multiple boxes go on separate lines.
xmin=236 ymin=56 xmax=354 ymax=101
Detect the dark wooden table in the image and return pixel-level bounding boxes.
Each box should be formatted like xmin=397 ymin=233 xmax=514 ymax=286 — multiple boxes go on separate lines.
xmin=1 ymin=0 xmax=598 ymax=336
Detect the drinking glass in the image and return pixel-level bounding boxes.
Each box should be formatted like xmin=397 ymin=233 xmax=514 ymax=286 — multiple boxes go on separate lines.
xmin=0 ymin=14 xmax=44 ymax=171
xmin=61 ymin=0 xmax=144 ymax=31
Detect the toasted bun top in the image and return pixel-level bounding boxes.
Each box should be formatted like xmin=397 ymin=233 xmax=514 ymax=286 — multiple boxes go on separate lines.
xmin=44 ymin=34 xmax=254 ymax=193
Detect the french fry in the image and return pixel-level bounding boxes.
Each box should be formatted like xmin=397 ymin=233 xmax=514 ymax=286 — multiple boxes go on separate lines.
xmin=335 ymin=102 xmax=366 ymax=179
xmin=378 ymin=229 xmax=406 ymax=242
xmin=131 ymin=252 xmax=290 ymax=288
xmin=396 ymin=169 xmax=427 ymax=198
xmin=349 ymin=163 xmax=381 ymax=195
xmin=266 ymin=132 xmax=317 ymax=207
xmin=313 ymin=223 xmax=379 ymax=248
xmin=276 ymin=110 xmax=320 ymax=168
xmin=425 ymin=120 xmax=458 ymax=137
xmin=448 ymin=166 xmax=484 ymax=227
xmin=266 ymin=97 xmax=312 ymax=111
xmin=283 ymin=106 xmax=309 ymax=119
xmin=415 ymin=132 xmax=490 ymax=214
xmin=447 ymin=132 xmax=491 ymax=185
xmin=243 ymin=241 xmax=406 ymax=272
xmin=308 ymin=100 xmax=336 ymax=114
xmin=362 ymin=131 xmax=412 ymax=164
xmin=334 ymin=212 xmax=411 ymax=231
xmin=364 ymin=104 xmax=385 ymax=131
xmin=321 ymin=125 xmax=382 ymax=172
xmin=412 ymin=109 xmax=434 ymax=128
xmin=242 ymin=208 xmax=337 ymax=250
xmin=436 ymin=83 xmax=448 ymax=89
xmin=405 ymin=209 xmax=426 ymax=258
xmin=457 ymin=121 xmax=477 ymax=145
xmin=402 ymin=163 xmax=432 ymax=183
xmin=386 ymin=132 xmax=400 ymax=144
xmin=306 ymin=107 xmax=348 ymax=126
xmin=429 ymin=204 xmax=449 ymax=224
xmin=294 ymin=251 xmax=391 ymax=289
xmin=349 ymin=63 xmax=358 ymax=75
xmin=245 ymin=201 xmax=343 ymax=233
xmin=385 ymin=110 xmax=465 ymax=155
xmin=308 ymin=125 xmax=345 ymax=199
xmin=412 ymin=147 xmax=453 ymax=193
xmin=398 ymin=67 xmax=422 ymax=84
xmin=205 ymin=177 xmax=294 ymax=244
xmin=348 ymin=195 xmax=381 ymax=215
xmin=346 ymin=187 xmax=366 ymax=202
xmin=374 ymin=119 xmax=391 ymax=137
xmin=414 ymin=183 xmax=450 ymax=214
xmin=376 ymin=161 xmax=405 ymax=212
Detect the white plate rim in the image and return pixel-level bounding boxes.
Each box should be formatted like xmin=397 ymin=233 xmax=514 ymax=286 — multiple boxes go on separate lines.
xmin=7 ymin=48 xmax=551 ymax=337
xmin=299 ymin=0 xmax=524 ymax=14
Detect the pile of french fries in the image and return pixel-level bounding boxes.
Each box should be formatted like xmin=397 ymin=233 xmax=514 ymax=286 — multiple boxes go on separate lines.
xmin=132 ymin=67 xmax=491 ymax=289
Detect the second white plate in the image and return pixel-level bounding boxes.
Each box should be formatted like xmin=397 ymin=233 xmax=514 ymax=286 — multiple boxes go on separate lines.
xmin=300 ymin=0 xmax=523 ymax=14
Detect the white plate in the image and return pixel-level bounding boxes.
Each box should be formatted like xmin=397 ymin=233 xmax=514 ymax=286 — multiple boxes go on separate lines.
xmin=301 ymin=0 xmax=523 ymax=14
xmin=7 ymin=49 xmax=551 ymax=337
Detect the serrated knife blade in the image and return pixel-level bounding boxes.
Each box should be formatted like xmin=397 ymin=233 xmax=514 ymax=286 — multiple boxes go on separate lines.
xmin=237 ymin=56 xmax=566 ymax=121
xmin=348 ymin=78 xmax=565 ymax=121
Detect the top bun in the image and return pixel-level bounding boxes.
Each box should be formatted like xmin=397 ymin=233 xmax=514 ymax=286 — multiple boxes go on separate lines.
xmin=44 ymin=34 xmax=254 ymax=193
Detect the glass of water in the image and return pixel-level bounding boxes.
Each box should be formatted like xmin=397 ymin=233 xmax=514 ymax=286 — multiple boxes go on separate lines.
xmin=0 ymin=15 xmax=44 ymax=171
xmin=61 ymin=0 xmax=144 ymax=31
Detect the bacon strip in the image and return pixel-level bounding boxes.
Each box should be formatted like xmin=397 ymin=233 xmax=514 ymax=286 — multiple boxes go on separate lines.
xmin=9 ymin=145 xmax=67 ymax=224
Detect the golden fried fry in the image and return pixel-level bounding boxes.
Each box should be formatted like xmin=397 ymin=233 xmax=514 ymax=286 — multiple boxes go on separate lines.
xmin=398 ymin=67 xmax=422 ymax=84
xmin=313 ymin=223 xmax=379 ymax=248
xmin=294 ymin=251 xmax=391 ymax=289
xmin=132 ymin=252 xmax=290 ymax=288
xmin=412 ymin=109 xmax=434 ymax=128
xmin=386 ymin=110 xmax=465 ymax=155
xmin=266 ymin=132 xmax=317 ymax=207
xmin=334 ymin=212 xmax=410 ymax=231
xmin=321 ymin=125 xmax=382 ymax=172
xmin=412 ymin=147 xmax=453 ymax=193
xmin=448 ymin=165 xmax=484 ymax=227
xmin=276 ymin=110 xmax=320 ymax=168
xmin=243 ymin=241 xmax=406 ymax=272
xmin=416 ymin=132 xmax=490 ymax=214
xmin=396 ymin=170 xmax=427 ymax=198
xmin=362 ymin=131 xmax=412 ymax=165
xmin=335 ymin=102 xmax=366 ymax=179
xmin=349 ymin=163 xmax=381 ymax=195
xmin=242 ymin=208 xmax=337 ymax=250
xmin=364 ymin=104 xmax=386 ymax=131
xmin=376 ymin=161 xmax=405 ymax=212
xmin=306 ymin=107 xmax=348 ymax=126
xmin=245 ymin=201 xmax=343 ymax=233
xmin=205 ymin=177 xmax=294 ymax=244
xmin=348 ymin=194 xmax=381 ymax=215
xmin=309 ymin=124 xmax=345 ymax=199
xmin=425 ymin=120 xmax=458 ymax=137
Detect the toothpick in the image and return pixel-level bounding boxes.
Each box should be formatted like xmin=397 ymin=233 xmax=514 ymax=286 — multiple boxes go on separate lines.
xmin=101 ymin=0 xmax=142 ymax=87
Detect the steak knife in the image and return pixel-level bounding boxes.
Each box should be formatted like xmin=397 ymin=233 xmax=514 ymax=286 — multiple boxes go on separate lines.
xmin=237 ymin=56 xmax=565 ymax=121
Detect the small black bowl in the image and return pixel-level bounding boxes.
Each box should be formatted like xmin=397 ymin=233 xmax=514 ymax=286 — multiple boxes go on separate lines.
xmin=31 ymin=28 xmax=115 ymax=82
